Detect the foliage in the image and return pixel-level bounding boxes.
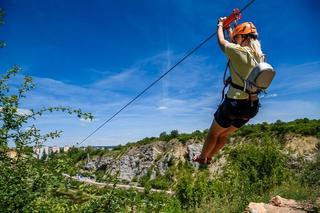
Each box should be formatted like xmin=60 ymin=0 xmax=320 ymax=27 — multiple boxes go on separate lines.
xmin=1 ymin=7 xmax=320 ymax=212
xmin=159 ymin=131 xmax=167 ymax=138
xmin=235 ymin=118 xmax=320 ymax=139
xmin=170 ymin=129 xmax=179 ymax=138
xmin=176 ymin=169 xmax=211 ymax=209
xmin=300 ymin=152 xmax=320 ymax=187
xmin=212 ymin=136 xmax=290 ymax=209
xmin=0 ymin=155 xmax=47 ymax=211
xmin=0 ymin=67 xmax=93 ymax=153
xmin=148 ymin=167 xmax=176 ymax=190
xmin=0 ymin=28 xmax=92 ymax=211
xmin=0 ymin=67 xmax=318 ymax=211
xmin=173 ymin=136 xmax=292 ymax=212
xmin=120 ymin=118 xmax=320 ymax=151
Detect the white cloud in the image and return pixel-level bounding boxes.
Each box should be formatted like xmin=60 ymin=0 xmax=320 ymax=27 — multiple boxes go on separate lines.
xmin=79 ymin=118 xmax=93 ymax=123
xmin=17 ymin=108 xmax=32 ymax=116
xmin=260 ymin=93 xmax=278 ymax=99
xmin=271 ymin=61 xmax=320 ymax=96
xmin=157 ymin=106 xmax=168 ymax=110
xmin=268 ymin=93 xmax=278 ymax=98
xmin=15 ymin=54 xmax=320 ymax=146
xmin=92 ymin=68 xmax=137 ymax=89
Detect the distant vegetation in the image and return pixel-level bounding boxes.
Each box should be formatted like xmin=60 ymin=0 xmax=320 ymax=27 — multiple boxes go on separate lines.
xmin=235 ymin=118 xmax=320 ymax=138
xmin=121 ymin=118 xmax=320 ymax=150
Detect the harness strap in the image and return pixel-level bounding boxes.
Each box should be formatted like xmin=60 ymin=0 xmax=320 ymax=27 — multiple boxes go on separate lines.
xmin=230 ymin=82 xmax=259 ymax=94
xmin=220 ymin=55 xmax=261 ymax=105
xmin=223 ymin=60 xmax=230 ymax=84
xmin=220 ymin=61 xmax=231 ymax=104
xmin=231 ymin=81 xmax=258 ymax=107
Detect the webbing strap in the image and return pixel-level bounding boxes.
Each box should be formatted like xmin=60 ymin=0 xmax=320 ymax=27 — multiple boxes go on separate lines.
xmin=220 ymin=61 xmax=231 ymax=104
xmin=230 ymin=82 xmax=258 ymax=94
xmin=221 ymin=58 xmax=258 ymax=105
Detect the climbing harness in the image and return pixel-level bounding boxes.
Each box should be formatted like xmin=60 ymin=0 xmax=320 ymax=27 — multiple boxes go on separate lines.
xmin=220 ymin=20 xmax=275 ymax=106
xmin=220 ymin=47 xmax=275 ymax=105
xmin=76 ymin=0 xmax=257 ymax=146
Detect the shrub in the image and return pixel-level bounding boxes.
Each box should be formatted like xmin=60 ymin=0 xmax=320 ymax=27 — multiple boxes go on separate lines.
xmin=300 ymin=153 xmax=320 ymax=187
xmin=175 ymin=170 xmax=211 ymax=209
xmin=213 ymin=136 xmax=290 ymax=210
xmin=170 ymin=130 xmax=179 ymax=138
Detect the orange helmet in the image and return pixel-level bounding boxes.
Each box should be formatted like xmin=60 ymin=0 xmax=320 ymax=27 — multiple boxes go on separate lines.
xmin=232 ymin=22 xmax=258 ymax=38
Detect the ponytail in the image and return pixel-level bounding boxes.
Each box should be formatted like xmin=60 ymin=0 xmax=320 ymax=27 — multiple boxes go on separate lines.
xmin=242 ymin=34 xmax=265 ymax=61
xmin=248 ymin=38 xmax=264 ymax=61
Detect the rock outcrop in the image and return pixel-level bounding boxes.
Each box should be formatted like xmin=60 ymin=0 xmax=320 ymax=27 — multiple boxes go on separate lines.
xmin=82 ymin=134 xmax=319 ymax=183
xmin=83 ymin=139 xmax=203 ymax=181
xmin=246 ymin=196 xmax=314 ymax=213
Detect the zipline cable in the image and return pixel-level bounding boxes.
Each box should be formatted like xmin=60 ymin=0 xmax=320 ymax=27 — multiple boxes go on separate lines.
xmin=76 ymin=0 xmax=256 ymax=146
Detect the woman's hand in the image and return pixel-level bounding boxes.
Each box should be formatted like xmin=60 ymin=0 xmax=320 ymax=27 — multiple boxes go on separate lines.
xmin=217 ymin=17 xmax=227 ymax=27
xmin=217 ymin=17 xmax=229 ymax=51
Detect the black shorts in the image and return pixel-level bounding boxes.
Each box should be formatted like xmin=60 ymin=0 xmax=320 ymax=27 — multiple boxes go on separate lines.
xmin=214 ymin=97 xmax=260 ymax=128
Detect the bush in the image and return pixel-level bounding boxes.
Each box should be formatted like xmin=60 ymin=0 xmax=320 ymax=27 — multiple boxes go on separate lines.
xmin=170 ymin=130 xmax=179 ymax=138
xmin=212 ymin=136 xmax=290 ymax=210
xmin=0 ymin=12 xmax=92 ymax=210
xmin=175 ymin=170 xmax=211 ymax=209
xmin=300 ymin=153 xmax=320 ymax=187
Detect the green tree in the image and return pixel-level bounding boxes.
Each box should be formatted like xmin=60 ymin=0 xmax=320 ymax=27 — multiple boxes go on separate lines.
xmin=159 ymin=131 xmax=167 ymax=138
xmin=0 ymin=9 xmax=93 ymax=212
xmin=170 ymin=130 xmax=179 ymax=138
xmin=0 ymin=69 xmax=92 ymax=212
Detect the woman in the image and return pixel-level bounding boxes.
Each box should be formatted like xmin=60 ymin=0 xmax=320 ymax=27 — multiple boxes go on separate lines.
xmin=193 ymin=18 xmax=264 ymax=164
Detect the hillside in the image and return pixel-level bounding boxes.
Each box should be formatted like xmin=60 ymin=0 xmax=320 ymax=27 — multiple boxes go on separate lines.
xmin=1 ymin=118 xmax=320 ymax=212
xmin=58 ymin=118 xmax=320 ymax=212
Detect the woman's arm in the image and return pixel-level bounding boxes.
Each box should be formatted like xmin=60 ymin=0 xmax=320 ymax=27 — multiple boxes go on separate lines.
xmin=217 ymin=17 xmax=229 ymax=52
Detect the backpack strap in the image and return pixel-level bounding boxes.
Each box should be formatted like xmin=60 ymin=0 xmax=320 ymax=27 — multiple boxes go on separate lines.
xmin=220 ymin=60 xmax=231 ymax=104
xmin=223 ymin=60 xmax=230 ymax=84
xmin=243 ymin=47 xmax=259 ymax=64
xmin=228 ymin=59 xmax=260 ymax=94
xmin=243 ymin=46 xmax=266 ymax=64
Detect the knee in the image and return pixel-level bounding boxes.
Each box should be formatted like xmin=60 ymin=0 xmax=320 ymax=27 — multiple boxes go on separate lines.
xmin=218 ymin=133 xmax=229 ymax=140
xmin=208 ymin=130 xmax=221 ymax=138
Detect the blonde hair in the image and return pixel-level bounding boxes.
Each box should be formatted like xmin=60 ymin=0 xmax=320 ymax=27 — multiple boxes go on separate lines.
xmin=248 ymin=38 xmax=265 ymax=62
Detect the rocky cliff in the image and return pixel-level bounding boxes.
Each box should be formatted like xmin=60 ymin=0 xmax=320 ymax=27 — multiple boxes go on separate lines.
xmin=83 ymin=134 xmax=319 ymax=183
xmin=84 ymin=139 xmax=201 ymax=181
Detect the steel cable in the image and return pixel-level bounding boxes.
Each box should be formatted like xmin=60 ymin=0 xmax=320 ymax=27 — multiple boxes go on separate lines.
xmin=76 ymin=0 xmax=256 ymax=146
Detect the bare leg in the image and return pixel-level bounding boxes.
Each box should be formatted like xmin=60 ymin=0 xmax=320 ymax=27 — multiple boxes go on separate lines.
xmin=209 ymin=125 xmax=238 ymax=157
xmin=199 ymin=120 xmax=226 ymax=159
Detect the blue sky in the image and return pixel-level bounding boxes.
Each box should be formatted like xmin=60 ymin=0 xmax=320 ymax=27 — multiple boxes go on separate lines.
xmin=1 ymin=0 xmax=319 ymax=146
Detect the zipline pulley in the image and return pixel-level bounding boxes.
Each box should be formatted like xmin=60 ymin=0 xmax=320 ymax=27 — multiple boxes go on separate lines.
xmin=223 ymin=8 xmax=242 ymax=29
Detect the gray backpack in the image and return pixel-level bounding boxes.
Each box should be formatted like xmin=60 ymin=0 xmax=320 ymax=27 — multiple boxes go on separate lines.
xmin=229 ymin=47 xmax=276 ymax=93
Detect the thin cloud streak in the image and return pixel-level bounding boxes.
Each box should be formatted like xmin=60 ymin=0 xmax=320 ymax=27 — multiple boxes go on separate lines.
xmin=15 ymin=54 xmax=320 ymax=146
xmin=271 ymin=60 xmax=320 ymax=95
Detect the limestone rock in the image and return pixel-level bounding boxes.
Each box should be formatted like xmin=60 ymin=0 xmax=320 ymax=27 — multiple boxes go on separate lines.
xmin=84 ymin=161 xmax=96 ymax=170
xmin=187 ymin=143 xmax=203 ymax=164
xmin=156 ymin=153 xmax=173 ymax=176
xmin=246 ymin=195 xmax=313 ymax=213
xmin=87 ymin=142 xmax=169 ymax=181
